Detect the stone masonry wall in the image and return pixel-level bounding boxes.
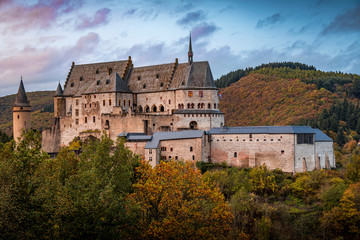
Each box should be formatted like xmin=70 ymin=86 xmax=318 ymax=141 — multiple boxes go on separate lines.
xmin=210 ymin=133 xmax=295 ymax=172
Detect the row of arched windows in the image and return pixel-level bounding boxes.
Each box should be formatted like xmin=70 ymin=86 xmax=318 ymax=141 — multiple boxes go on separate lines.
xmin=138 ymin=105 xmax=165 ymax=113
xmin=178 ymin=103 xmax=218 ymax=109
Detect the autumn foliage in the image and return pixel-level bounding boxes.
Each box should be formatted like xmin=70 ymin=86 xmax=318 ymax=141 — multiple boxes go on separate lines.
xmin=127 ymin=160 xmax=233 ymax=240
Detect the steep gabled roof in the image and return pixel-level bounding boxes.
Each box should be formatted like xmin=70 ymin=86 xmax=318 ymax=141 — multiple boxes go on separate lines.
xmin=14 ymin=79 xmax=31 ymax=107
xmin=63 ymin=60 xmax=129 ymax=96
xmin=83 ymin=73 xmax=131 ymax=95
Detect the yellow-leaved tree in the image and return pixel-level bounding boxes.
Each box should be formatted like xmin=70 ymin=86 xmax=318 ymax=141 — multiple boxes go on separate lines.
xmin=126 ymin=160 xmax=233 ymax=240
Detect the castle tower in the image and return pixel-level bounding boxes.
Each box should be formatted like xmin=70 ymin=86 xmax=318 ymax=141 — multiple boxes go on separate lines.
xmin=54 ymin=82 xmax=65 ymax=117
xmin=13 ymin=78 xmax=31 ymax=142
xmin=188 ymin=31 xmax=193 ymax=64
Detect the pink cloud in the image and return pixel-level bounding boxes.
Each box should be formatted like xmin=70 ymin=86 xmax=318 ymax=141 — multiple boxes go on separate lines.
xmin=76 ymin=8 xmax=111 ymax=30
xmin=0 ymin=0 xmax=82 ymax=33
xmin=0 ymin=32 xmax=100 ymax=96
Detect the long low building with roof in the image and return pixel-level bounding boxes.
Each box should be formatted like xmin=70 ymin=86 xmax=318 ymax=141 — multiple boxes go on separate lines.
xmin=120 ymin=126 xmax=334 ymax=172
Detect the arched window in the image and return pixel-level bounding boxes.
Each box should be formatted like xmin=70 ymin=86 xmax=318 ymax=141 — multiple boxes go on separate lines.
xmin=160 ymin=105 xmax=164 ymax=112
xmin=138 ymin=106 xmax=143 ymax=113
xmin=214 ymin=103 xmax=216 ymax=109
xmin=152 ymin=105 xmax=157 ymax=112
xmin=187 ymin=103 xmax=191 ymax=109
xmin=198 ymin=103 xmax=201 ymax=109
xmin=190 ymin=146 xmax=193 ymax=152
xmin=181 ymin=104 xmax=184 ymax=109
xmin=189 ymin=121 xmax=197 ymax=130
xmin=234 ymin=152 xmax=237 ymax=157
xmin=178 ymin=104 xmax=181 ymax=109
xmin=201 ymin=103 xmax=205 ymax=109
xmin=208 ymin=103 xmax=211 ymax=109
xmin=191 ymin=103 xmax=195 ymax=109
xmin=96 ymin=69 xmax=99 ymax=74
xmin=105 ymin=120 xmax=110 ymax=129
xmin=145 ymin=106 xmax=150 ymax=113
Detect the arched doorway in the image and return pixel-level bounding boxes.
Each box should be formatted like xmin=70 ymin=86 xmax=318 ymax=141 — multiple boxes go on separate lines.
xmin=189 ymin=121 xmax=198 ymax=129
xmin=152 ymin=105 xmax=157 ymax=112
xmin=145 ymin=106 xmax=150 ymax=113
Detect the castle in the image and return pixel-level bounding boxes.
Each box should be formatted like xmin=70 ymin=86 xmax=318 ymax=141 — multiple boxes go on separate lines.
xmin=13 ymin=34 xmax=335 ymax=173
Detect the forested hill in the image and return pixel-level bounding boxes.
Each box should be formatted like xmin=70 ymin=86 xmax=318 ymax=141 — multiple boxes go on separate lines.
xmin=0 ymin=91 xmax=54 ymax=135
xmin=219 ymin=73 xmax=337 ymax=126
xmin=217 ymin=63 xmax=360 ymax=149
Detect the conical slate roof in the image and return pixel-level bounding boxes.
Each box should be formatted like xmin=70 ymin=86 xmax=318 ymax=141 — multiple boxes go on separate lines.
xmin=14 ymin=79 xmax=31 ymax=107
xmin=55 ymin=83 xmax=63 ymax=97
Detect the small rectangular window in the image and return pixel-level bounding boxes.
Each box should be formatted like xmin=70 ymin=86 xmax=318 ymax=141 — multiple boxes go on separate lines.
xmin=109 ymin=99 xmax=112 ymax=106
xmin=93 ymin=116 xmax=95 ymax=122
xmin=103 ymin=100 xmax=105 ymax=106
xmin=149 ymin=156 xmax=152 ymax=161
xmin=76 ymin=100 xmax=79 ymax=106
xmin=75 ymin=109 xmax=79 ymax=116
xmin=85 ymin=117 xmax=87 ymax=123
xmin=188 ymin=91 xmax=193 ymax=97
xmin=199 ymin=91 xmax=203 ymax=98
xmin=149 ymin=149 xmax=152 ymax=154
xmin=75 ymin=119 xmax=79 ymax=125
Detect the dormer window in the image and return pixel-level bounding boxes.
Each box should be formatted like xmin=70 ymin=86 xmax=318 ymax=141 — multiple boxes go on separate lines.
xmin=96 ymin=70 xmax=99 ymax=74
xmin=97 ymin=80 xmax=101 ymax=85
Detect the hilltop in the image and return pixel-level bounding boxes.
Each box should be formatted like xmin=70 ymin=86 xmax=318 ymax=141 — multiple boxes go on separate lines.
xmin=0 ymin=91 xmax=54 ymax=136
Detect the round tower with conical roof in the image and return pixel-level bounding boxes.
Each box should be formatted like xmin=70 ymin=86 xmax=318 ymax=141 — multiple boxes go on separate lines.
xmin=54 ymin=82 xmax=65 ymax=117
xmin=13 ymin=78 xmax=31 ymax=142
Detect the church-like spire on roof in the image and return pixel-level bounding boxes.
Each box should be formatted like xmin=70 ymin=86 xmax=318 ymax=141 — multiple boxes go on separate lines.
xmin=188 ymin=31 xmax=193 ymax=64
xmin=55 ymin=82 xmax=63 ymax=97
xmin=14 ymin=77 xmax=30 ymax=107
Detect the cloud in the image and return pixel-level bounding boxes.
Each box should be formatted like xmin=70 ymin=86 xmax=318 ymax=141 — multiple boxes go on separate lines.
xmin=256 ymin=13 xmax=284 ymax=28
xmin=191 ymin=22 xmax=218 ymax=41
xmin=0 ymin=0 xmax=81 ymax=33
xmin=176 ymin=10 xmax=206 ymax=27
xmin=0 ymin=32 xmax=101 ymax=96
xmin=76 ymin=8 xmax=111 ymax=30
xmin=322 ymin=6 xmax=360 ymax=35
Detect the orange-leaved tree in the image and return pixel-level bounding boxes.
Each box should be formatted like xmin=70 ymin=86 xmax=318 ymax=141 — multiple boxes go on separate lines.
xmin=127 ymin=160 xmax=233 ymax=240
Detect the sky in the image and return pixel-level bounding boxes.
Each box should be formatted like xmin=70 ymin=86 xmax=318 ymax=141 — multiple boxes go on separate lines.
xmin=0 ymin=0 xmax=359 ymax=96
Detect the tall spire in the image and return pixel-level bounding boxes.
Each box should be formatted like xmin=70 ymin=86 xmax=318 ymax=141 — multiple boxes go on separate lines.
xmin=14 ymin=77 xmax=30 ymax=107
xmin=188 ymin=31 xmax=193 ymax=64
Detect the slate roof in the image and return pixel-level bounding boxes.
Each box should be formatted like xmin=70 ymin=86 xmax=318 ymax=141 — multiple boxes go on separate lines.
xmin=118 ymin=132 xmax=152 ymax=141
xmin=314 ymin=128 xmax=333 ymax=142
xmin=14 ymin=80 xmax=31 ymax=107
xmin=209 ymin=126 xmax=316 ymax=135
xmin=83 ymin=73 xmax=131 ymax=95
xmin=63 ymin=60 xmax=129 ymax=96
xmin=54 ymin=83 xmax=63 ymax=97
xmin=62 ymin=58 xmax=217 ymax=96
xmin=145 ymin=130 xmax=204 ymax=149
